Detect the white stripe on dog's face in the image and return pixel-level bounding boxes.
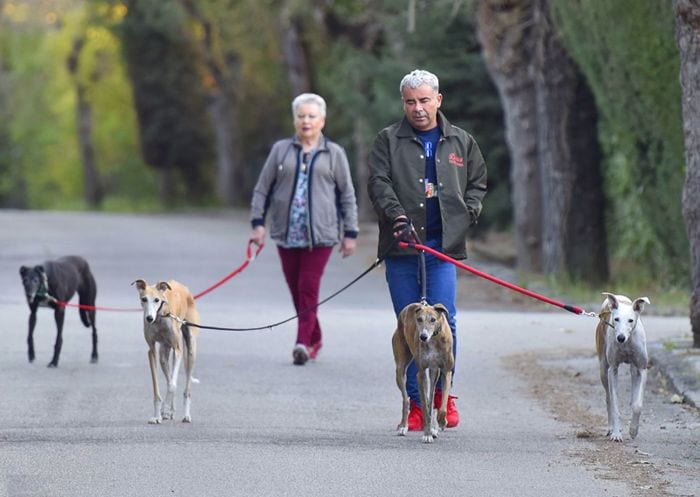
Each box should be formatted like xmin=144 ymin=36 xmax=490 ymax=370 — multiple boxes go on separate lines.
xmin=610 ymin=302 xmax=639 ymax=344
xmin=138 ymin=288 xmax=166 ymax=324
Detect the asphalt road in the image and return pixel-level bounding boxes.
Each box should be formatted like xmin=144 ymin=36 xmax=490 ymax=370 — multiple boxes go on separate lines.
xmin=0 ymin=210 xmax=698 ymax=497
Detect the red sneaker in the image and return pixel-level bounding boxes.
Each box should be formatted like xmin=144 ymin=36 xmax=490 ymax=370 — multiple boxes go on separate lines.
xmin=407 ymin=401 xmax=424 ymax=431
xmin=434 ymin=391 xmax=459 ymax=428
xmin=308 ymin=341 xmax=323 ymax=360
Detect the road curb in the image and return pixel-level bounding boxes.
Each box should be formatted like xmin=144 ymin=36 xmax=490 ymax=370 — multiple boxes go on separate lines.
xmin=648 ymin=339 xmax=700 ymax=408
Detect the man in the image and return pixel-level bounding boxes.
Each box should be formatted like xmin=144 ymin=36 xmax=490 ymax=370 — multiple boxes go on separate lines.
xmin=368 ymin=69 xmax=487 ymax=430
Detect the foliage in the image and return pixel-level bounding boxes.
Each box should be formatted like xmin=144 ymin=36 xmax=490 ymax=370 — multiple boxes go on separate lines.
xmin=550 ymin=0 xmax=688 ymax=286
xmin=311 ymin=0 xmax=510 ymax=231
xmin=1 ymin=0 xmax=157 ymax=209
xmin=118 ymin=0 xmax=216 ymax=203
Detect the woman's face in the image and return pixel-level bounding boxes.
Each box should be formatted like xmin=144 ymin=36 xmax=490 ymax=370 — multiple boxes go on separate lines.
xmin=294 ymin=102 xmax=326 ymax=142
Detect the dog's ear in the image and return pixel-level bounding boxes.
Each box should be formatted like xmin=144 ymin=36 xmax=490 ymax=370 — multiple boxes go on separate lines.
xmin=633 ymin=297 xmax=650 ymax=313
xmin=156 ymin=281 xmax=172 ymax=292
xmin=433 ymin=303 xmax=449 ymax=318
xmin=20 ymin=266 xmax=29 ymax=277
xmin=601 ymin=292 xmax=619 ymax=309
xmin=131 ymin=279 xmax=147 ymax=290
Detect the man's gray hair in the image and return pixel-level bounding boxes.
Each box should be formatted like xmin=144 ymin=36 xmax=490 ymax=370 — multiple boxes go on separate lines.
xmin=292 ymin=93 xmax=327 ymax=117
xmin=399 ymin=69 xmax=439 ymax=94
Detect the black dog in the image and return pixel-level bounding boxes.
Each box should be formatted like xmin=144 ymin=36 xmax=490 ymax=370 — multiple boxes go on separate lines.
xmin=19 ymin=255 xmax=98 ymax=367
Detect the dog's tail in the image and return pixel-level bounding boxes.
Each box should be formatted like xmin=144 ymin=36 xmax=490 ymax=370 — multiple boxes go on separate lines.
xmin=77 ymin=262 xmax=98 ymax=328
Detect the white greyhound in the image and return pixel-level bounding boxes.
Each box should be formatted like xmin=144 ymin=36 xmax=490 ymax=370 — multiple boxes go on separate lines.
xmin=595 ymin=292 xmax=650 ymax=441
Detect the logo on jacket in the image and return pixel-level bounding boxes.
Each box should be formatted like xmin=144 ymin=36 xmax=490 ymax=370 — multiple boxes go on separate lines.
xmin=449 ymin=153 xmax=464 ymax=167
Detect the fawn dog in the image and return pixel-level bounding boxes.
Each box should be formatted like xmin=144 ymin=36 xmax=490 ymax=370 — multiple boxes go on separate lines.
xmin=132 ymin=279 xmax=200 ymax=424
xmin=392 ymin=301 xmax=453 ymax=443
xmin=595 ymin=292 xmax=650 ymax=441
xmin=20 ymin=255 xmax=98 ymax=367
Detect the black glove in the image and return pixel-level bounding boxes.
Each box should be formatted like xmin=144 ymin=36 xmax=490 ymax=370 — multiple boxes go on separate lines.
xmin=392 ymin=217 xmax=416 ymax=243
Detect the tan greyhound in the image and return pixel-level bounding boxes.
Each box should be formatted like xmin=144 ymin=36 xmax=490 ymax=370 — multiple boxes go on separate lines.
xmin=132 ymin=279 xmax=200 ymax=424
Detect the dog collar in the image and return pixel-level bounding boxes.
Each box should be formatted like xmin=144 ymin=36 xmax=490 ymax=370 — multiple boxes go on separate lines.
xmin=36 ymin=272 xmax=50 ymax=299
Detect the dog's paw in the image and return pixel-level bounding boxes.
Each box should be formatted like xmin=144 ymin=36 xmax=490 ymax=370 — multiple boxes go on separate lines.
xmin=148 ymin=417 xmax=162 ymax=424
xmin=46 ymin=361 xmax=58 ymax=368
xmin=609 ymin=431 xmax=623 ymax=442
xmin=397 ymin=425 xmax=408 ymax=436
xmin=421 ymin=434 xmax=434 ymax=444
xmin=182 ymin=415 xmax=192 ymax=423
xmin=630 ymin=425 xmax=639 ymax=439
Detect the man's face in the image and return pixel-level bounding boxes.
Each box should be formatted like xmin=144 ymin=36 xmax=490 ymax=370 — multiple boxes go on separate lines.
xmin=402 ymin=84 xmax=442 ymax=131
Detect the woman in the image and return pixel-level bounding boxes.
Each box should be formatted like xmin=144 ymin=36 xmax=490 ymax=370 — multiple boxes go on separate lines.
xmin=250 ymin=93 xmax=359 ymax=365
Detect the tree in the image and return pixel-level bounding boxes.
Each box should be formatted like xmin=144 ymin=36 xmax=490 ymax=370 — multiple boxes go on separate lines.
xmin=67 ymin=34 xmax=103 ymax=208
xmin=477 ymin=0 xmax=542 ymax=272
xmin=119 ymin=0 xmax=215 ymax=204
xmin=477 ymin=0 xmax=607 ymax=282
xmin=533 ymin=0 xmax=607 ymax=281
xmin=674 ymin=0 xmax=700 ymax=347
xmin=551 ymin=0 xmax=687 ymax=285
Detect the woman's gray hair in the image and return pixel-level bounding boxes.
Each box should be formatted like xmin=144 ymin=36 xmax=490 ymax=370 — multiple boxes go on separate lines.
xmin=399 ymin=69 xmax=439 ymax=94
xmin=292 ymin=93 xmax=327 ymax=118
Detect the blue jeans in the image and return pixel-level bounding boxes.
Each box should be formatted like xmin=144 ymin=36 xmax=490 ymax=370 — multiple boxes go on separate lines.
xmin=385 ymin=239 xmax=457 ymax=407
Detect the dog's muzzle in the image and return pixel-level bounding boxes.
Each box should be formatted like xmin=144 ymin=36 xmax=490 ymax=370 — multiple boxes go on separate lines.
xmin=616 ymin=334 xmax=627 ymax=344
xmin=420 ymin=328 xmax=430 ymax=342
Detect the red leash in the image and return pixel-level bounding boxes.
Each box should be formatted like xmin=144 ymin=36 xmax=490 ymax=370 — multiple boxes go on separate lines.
xmin=55 ymin=241 xmax=264 ymax=311
xmin=398 ymin=241 xmax=586 ymax=315
xmin=192 ymin=241 xmax=264 ymax=299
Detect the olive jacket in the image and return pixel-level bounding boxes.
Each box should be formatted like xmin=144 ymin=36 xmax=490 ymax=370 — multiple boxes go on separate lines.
xmin=368 ymin=112 xmax=487 ymax=259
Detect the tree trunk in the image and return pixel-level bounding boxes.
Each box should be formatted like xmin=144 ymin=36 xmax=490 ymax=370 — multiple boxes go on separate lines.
xmin=675 ymin=0 xmax=700 ymax=347
xmin=67 ymin=36 xmax=102 ymax=208
xmin=477 ymin=0 xmax=542 ymax=273
xmin=534 ymin=0 xmax=607 ymax=281
xmin=279 ymin=7 xmax=312 ymax=96
xmin=76 ymin=84 xmax=102 ymax=208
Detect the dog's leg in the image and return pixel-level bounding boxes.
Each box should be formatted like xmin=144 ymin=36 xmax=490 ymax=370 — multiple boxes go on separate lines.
xmin=427 ymin=368 xmax=440 ymax=439
xmin=417 ymin=368 xmax=434 ymax=443
xmin=607 ymin=364 xmax=623 ymax=441
xmin=598 ymin=356 xmax=613 ymax=437
xmin=27 ymin=309 xmax=37 ymax=363
xmin=629 ymin=366 xmax=646 ymax=439
xmin=159 ymin=345 xmax=175 ymax=420
xmin=392 ymin=331 xmax=411 ymax=435
xmin=169 ymin=345 xmax=183 ymax=419
xmin=181 ymin=325 xmax=196 ymax=423
xmin=147 ymin=344 xmax=162 ymax=424
xmin=437 ymin=369 xmax=452 ymax=431
xmin=90 ymin=322 xmax=98 ymax=364
xmin=48 ymin=308 xmax=65 ymax=368
xmin=395 ymin=360 xmax=410 ymax=435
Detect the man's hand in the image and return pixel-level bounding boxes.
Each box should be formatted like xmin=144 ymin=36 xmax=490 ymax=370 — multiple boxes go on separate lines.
xmin=392 ymin=216 xmax=415 ymax=242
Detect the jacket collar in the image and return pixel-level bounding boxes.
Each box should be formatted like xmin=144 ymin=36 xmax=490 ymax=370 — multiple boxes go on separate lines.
xmin=396 ymin=110 xmax=456 ymax=138
xmin=292 ymin=134 xmax=328 ymax=151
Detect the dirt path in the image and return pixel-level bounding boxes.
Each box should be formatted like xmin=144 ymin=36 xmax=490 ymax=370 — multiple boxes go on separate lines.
xmin=505 ymin=350 xmax=700 ymax=497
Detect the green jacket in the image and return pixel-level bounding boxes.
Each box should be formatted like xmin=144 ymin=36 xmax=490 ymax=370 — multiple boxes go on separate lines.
xmin=368 ymin=111 xmax=487 ymax=259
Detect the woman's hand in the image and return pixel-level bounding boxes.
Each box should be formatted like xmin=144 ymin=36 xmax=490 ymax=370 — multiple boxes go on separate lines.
xmin=339 ymin=237 xmax=356 ymax=258
xmin=250 ymin=226 xmax=266 ymax=246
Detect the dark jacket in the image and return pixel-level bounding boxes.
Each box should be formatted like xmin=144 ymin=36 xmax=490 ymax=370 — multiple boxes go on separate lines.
xmin=250 ymin=135 xmax=359 ymax=246
xmin=368 ymin=111 xmax=487 ymax=259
